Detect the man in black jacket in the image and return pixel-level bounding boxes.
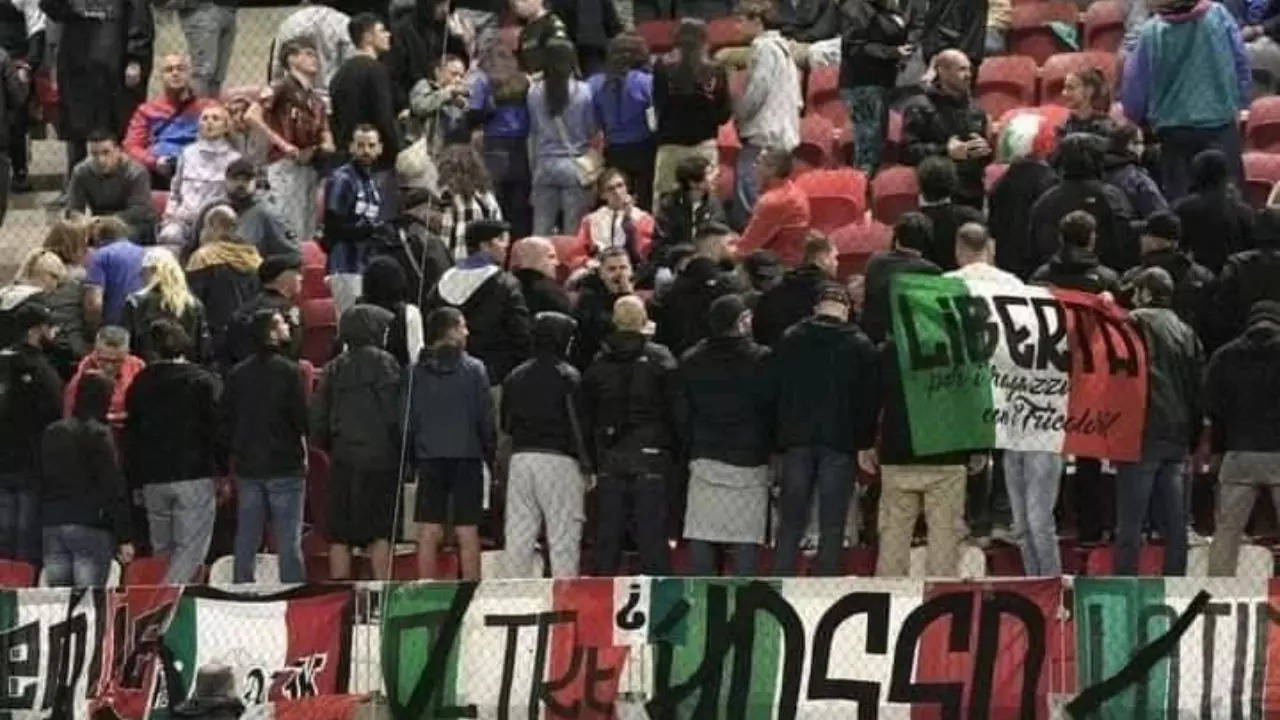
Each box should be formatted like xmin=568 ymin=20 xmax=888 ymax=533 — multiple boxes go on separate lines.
xmin=0 ymin=303 xmax=61 ymax=562
xmin=772 ymin=284 xmax=879 ymax=575
xmin=1206 ymin=300 xmax=1280 ymax=575
xmin=510 ymin=237 xmax=571 ymax=316
xmin=581 ymin=296 xmax=677 ymax=575
xmin=919 ymin=0 xmax=987 ymax=69
xmin=224 ymin=309 xmax=308 ymax=584
xmin=310 ymin=305 xmax=403 ymax=581
xmin=1120 ymin=210 xmax=1215 ymax=347
xmin=384 ymin=0 xmax=469 ymax=111
xmin=652 ymin=155 xmax=728 ymax=262
xmin=652 ymin=222 xmax=744 ymax=357
xmin=572 ymin=248 xmax=633 ymax=369
xmin=753 ymin=234 xmax=837 ymax=347
xmin=901 ymin=50 xmax=990 ymax=208
xmin=1215 ymin=206 xmax=1280 ymax=344
xmin=1114 ymin=267 xmax=1202 ymax=576
xmin=501 ymin=312 xmax=587 ymax=577
xmin=1031 ymin=210 xmax=1123 ymax=295
xmin=1027 ymin=133 xmax=1137 ymax=274
xmin=225 ymin=254 xmax=303 ymax=367
xmin=677 ymin=295 xmax=775 ymax=575
xmin=863 ymin=212 xmax=942 ymax=343
xmin=123 ymin=319 xmax=222 ymax=584
xmin=917 ymin=156 xmax=985 ymax=271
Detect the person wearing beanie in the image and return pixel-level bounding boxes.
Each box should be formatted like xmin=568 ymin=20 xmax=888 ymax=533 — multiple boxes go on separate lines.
xmin=0 ymin=301 xmax=63 ymax=562
xmin=357 ymin=256 xmax=424 ymax=366
xmin=1113 ymin=265 xmax=1203 ymax=577
xmin=223 ymin=307 xmax=308 ymax=584
xmin=191 ymin=159 xmax=295 ymax=261
xmin=1120 ymin=209 xmax=1215 ymax=344
xmin=677 ymin=294 xmax=775 ymax=575
xmin=1206 ymin=299 xmax=1280 ymax=574
xmin=1214 ymin=206 xmax=1280 ymax=342
xmin=500 ymin=311 xmax=588 ymax=577
xmin=581 ymin=295 xmax=678 ymax=575
xmin=310 ymin=304 xmax=403 ymax=580
xmin=772 ymin=283 xmax=879 ymax=575
xmin=223 ymin=253 xmax=303 ymax=367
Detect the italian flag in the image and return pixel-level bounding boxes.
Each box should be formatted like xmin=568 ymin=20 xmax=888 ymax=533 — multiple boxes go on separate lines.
xmin=890 ymin=274 xmax=1148 ymax=460
xmin=0 ymin=588 xmax=106 ymax=720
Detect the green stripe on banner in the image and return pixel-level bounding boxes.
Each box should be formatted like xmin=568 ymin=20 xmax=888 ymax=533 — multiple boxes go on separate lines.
xmin=891 ymin=273 xmax=996 ymax=454
xmin=0 ymin=589 xmax=15 ymax=635
xmin=381 ymin=583 xmax=466 ymax=718
xmin=648 ymin=579 xmax=782 ymax=718
xmin=164 ymin=593 xmax=199 ymax=705
xmin=1073 ymin=578 xmax=1172 ymax=718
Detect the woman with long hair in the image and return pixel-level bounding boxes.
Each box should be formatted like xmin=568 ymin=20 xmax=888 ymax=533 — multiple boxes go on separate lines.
xmin=651 ymin=19 xmax=731 ymax=201
xmin=157 ymin=103 xmax=242 ymax=252
xmin=469 ymin=44 xmax=533 ymax=237
xmin=527 ymin=37 xmax=598 ymax=235
xmin=589 ymin=32 xmax=656 ymax=211
xmin=40 ymin=220 xmax=94 ymax=370
xmin=121 ymin=248 xmax=211 ymax=363
xmin=432 ymin=144 xmax=504 ymax=261
xmin=1058 ymin=67 xmax=1114 ymax=140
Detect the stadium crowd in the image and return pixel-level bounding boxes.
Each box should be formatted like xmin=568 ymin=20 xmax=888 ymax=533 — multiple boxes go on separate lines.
xmin=0 ymin=0 xmax=1278 ymax=587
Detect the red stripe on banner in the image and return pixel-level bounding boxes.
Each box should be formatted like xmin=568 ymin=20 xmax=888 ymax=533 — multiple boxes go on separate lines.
xmin=278 ymin=591 xmax=354 ymax=701
xmin=1053 ymin=288 xmax=1147 ymax=461
xmin=912 ymin=579 xmax=1061 ymax=720
xmin=548 ymin=578 xmax=629 ymax=719
xmin=1262 ymin=579 xmax=1280 ymax=713
xmin=93 ymin=586 xmax=182 ymax=720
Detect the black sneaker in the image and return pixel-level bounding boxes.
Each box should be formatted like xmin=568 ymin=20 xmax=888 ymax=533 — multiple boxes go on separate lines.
xmin=10 ymin=172 xmax=30 ymax=193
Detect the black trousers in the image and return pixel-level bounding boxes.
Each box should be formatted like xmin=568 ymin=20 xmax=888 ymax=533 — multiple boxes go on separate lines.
xmin=1158 ymin=124 xmax=1244 ymax=203
xmin=482 ymin=136 xmax=533 ymax=239
xmin=593 ymin=450 xmax=671 ymax=575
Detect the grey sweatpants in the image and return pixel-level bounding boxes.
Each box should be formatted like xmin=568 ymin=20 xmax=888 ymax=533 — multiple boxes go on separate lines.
xmin=144 ymin=478 xmax=216 ymax=585
xmin=1208 ymin=452 xmax=1280 ymax=576
xmin=503 ymin=452 xmax=585 ymax=578
xmin=178 ymin=3 xmax=237 ymax=97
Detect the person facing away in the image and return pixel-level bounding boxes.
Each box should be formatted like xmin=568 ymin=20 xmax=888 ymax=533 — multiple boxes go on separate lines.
xmin=122 ymin=319 xmax=222 ymax=585
xmin=580 ymin=295 xmax=678 ymax=576
xmin=1172 ymin=148 xmax=1255 ymax=275
xmin=771 ymin=284 xmax=879 ymax=575
xmin=406 ymin=307 xmax=495 ymax=581
xmin=330 ymin=13 xmax=400 ymax=168
xmin=677 ymin=294 xmax=776 ymax=576
xmin=1215 ymin=205 xmax=1280 ymax=343
xmin=652 ymin=221 xmax=745 ymax=357
xmin=121 ymin=247 xmax=212 ymax=364
xmin=1112 ymin=266 xmax=1203 ymax=577
xmin=223 ymin=308 xmax=308 ymax=584
xmin=752 ymin=233 xmax=839 ymax=347
xmin=310 ymin=304 xmax=403 ymax=581
xmin=915 ymin=155 xmax=985 ymax=271
xmin=1206 ymin=300 xmax=1280 ymax=575
xmin=501 ymin=311 xmax=589 ymax=577
xmin=862 ymin=211 xmax=942 ymax=344
xmin=1030 ymin=210 xmax=1124 ymax=296
xmin=1120 ymin=210 xmax=1215 ymax=347
xmin=39 ymin=371 xmax=133 ymax=587
xmin=184 ymin=205 xmax=264 ymax=361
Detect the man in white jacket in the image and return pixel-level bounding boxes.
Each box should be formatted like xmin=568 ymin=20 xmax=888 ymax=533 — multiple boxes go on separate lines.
xmin=732 ymin=0 xmax=803 ymax=228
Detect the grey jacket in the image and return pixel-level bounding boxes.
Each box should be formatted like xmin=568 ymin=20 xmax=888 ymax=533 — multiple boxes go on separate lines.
xmin=191 ymin=192 xmax=295 ymax=259
xmin=311 ymin=305 xmax=403 ymax=468
xmin=1132 ymin=306 xmax=1203 ymax=460
xmin=406 ymin=345 xmax=495 ymax=463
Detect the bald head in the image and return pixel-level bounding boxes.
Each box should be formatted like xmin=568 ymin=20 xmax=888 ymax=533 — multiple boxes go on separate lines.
xmin=510 ymin=237 xmax=559 ymax=278
xmin=934 ymin=49 xmax=972 ymax=98
xmin=612 ymin=295 xmax=648 ymax=332
xmin=159 ymin=53 xmax=192 ymax=95
xmin=954 ymin=222 xmax=993 ymax=267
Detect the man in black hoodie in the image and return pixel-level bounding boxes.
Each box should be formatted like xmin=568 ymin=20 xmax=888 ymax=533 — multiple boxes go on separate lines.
xmin=571 ymin=247 xmax=633 ymax=369
xmin=1120 ymin=210 xmax=1215 ymax=346
xmin=752 ymin=234 xmax=837 ymax=347
xmin=581 ymin=296 xmax=677 ymax=575
xmin=917 ymin=156 xmax=985 ymax=271
xmin=862 ymin=212 xmax=943 ymax=343
xmin=1215 ymin=206 xmax=1280 ymax=343
xmin=310 ymin=305 xmax=403 ymax=581
xmin=772 ymin=284 xmax=879 ymax=575
xmin=652 ymin=222 xmax=745 ymax=358
xmin=123 ymin=319 xmax=222 ymax=584
xmin=901 ymin=50 xmax=990 ymax=208
xmin=1031 ymin=210 xmax=1124 ymax=295
xmin=383 ymin=0 xmax=469 ymax=112
xmin=0 ymin=303 xmax=61 ymax=562
xmin=510 ymin=237 xmax=572 ymax=316
xmin=224 ymin=309 xmax=308 ymax=584
xmin=1206 ymin=300 xmax=1280 ymax=575
xmin=501 ymin=312 xmax=587 ymax=577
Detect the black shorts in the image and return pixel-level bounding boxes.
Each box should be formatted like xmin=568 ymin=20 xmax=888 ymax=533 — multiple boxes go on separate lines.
xmin=415 ymin=459 xmax=484 ymax=526
xmin=328 ymin=462 xmax=399 ymax=546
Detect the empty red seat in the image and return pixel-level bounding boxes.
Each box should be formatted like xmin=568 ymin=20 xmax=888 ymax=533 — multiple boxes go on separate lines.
xmin=1084 ymin=545 xmax=1166 ymax=576
xmin=976 ymin=55 xmax=1039 ymax=121
xmin=299 ymin=298 xmax=337 ymax=365
xmin=830 ymin=219 xmax=891 ymax=278
xmin=0 ymin=560 xmax=36 ymax=588
xmin=1039 ymin=51 xmax=1118 ymax=105
xmin=1008 ymin=2 xmax=1082 ymax=67
xmin=1248 ymin=96 xmax=1280 ymax=152
xmin=806 ymin=65 xmax=839 ymax=108
xmin=796 ymin=168 xmax=868 ymax=231
xmin=795 ymin=113 xmax=836 ymax=170
xmin=870 ymin=166 xmax=920 ymax=224
xmin=300 ymin=239 xmax=326 ymax=267
xmin=1244 ymin=151 xmax=1280 ymax=207
xmin=707 ymin=17 xmax=749 ymax=51
xmin=636 ymin=20 xmax=676 ymax=54
xmin=1083 ymin=0 xmax=1124 ymax=52
xmin=151 ymin=191 xmax=169 ymax=217
xmin=300 ymin=265 xmax=329 ymax=300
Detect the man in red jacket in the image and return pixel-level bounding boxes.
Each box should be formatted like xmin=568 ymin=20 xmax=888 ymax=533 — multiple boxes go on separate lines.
xmin=736 ymin=148 xmax=811 ymax=267
xmin=62 ymin=326 xmax=144 ymax=432
xmin=122 ymin=53 xmax=213 ymax=188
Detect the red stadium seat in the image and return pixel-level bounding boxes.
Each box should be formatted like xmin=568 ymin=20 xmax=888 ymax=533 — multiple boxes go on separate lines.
xmin=976 ymin=55 xmax=1039 ymax=121
xmin=716 ymin=162 xmax=735 ymax=203
xmin=151 ymin=191 xmax=169 ymax=217
xmin=985 ymin=163 xmax=1010 ymax=193
xmin=805 ymin=65 xmax=844 ymax=127
xmin=0 ymin=560 xmax=36 ymax=588
xmin=707 ymin=17 xmax=749 ymax=51
xmin=1008 ymin=2 xmax=1082 ymax=67
xmin=636 ymin=20 xmax=676 ymax=54
xmin=301 ymin=265 xmax=329 ymax=300
xmin=299 ymin=298 xmax=337 ymax=366
xmin=1244 ymin=151 xmax=1280 ymax=207
xmin=1039 ymin=51 xmax=1118 ymax=106
xmin=830 ymin=219 xmax=891 ymax=278
xmin=1083 ymin=0 xmax=1124 ymax=52
xmin=883 ymin=109 xmax=904 ymax=166
xmin=549 ymin=234 xmax=588 ymax=283
xmin=300 ymin=239 xmax=326 ymax=267
xmin=795 ymin=114 xmax=836 ymax=170
xmin=717 ymin=122 xmax=740 ymax=166
xmin=122 ymin=556 xmax=205 ymax=585
xmin=1248 ymin=96 xmax=1280 ymax=152
xmin=870 ymin=165 xmax=920 ymax=224
xmin=796 ymin=168 xmax=868 ymax=230
xmin=1084 ymin=545 xmax=1166 ymax=576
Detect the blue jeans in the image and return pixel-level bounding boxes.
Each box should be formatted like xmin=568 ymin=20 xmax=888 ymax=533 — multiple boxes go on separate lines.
xmin=688 ymin=540 xmax=758 ymax=576
xmin=1115 ymin=459 xmax=1187 ymax=576
xmin=1003 ymin=451 xmax=1063 ymax=576
xmin=532 ymin=158 xmax=589 ymax=235
xmin=233 ymin=476 xmax=305 ymax=583
xmin=42 ymin=525 xmax=113 ymax=587
xmin=732 ymin=142 xmax=763 ymax=229
xmin=774 ymin=447 xmax=856 ymax=575
xmin=0 ymin=486 xmax=39 ymax=563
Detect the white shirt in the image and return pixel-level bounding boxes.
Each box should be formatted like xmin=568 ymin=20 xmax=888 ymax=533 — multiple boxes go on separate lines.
xmin=946 ymin=261 xmax=1023 ymax=289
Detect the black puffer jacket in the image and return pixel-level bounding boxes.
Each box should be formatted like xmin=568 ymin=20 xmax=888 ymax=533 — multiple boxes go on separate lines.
xmin=773 ymin=314 xmax=880 ymax=454
xmin=988 ymin=158 xmax=1059 ymax=279
xmin=581 ymin=330 xmax=678 ymax=463
xmin=677 ymin=335 xmax=775 ymax=467
xmin=1215 ymin=247 xmax=1280 ymax=341
xmin=514 ymin=268 xmax=572 ymax=317
xmin=1027 ymin=178 xmax=1137 ymax=273
xmin=123 ymin=360 xmax=223 ymax=485
xmin=1030 ymin=244 xmax=1123 ymax=295
xmin=1132 ymin=306 xmax=1203 ymax=459
xmin=571 ymin=273 xmax=629 ymax=370
xmin=426 ymin=256 xmax=533 ymax=386
xmin=1205 ymin=315 xmax=1280 ymax=452
xmin=918 ymin=0 xmax=987 ymax=64
xmin=502 ymin=312 xmax=583 ymax=461
xmin=652 ymin=257 xmax=744 ymax=358
xmin=121 ymin=289 xmax=213 ymax=365
xmin=0 ymin=343 xmax=62 ymax=487
xmin=40 ymin=418 xmax=131 ymax=539
xmin=752 ymin=263 xmax=830 ymax=347
xmin=311 ymin=305 xmax=402 ymax=469
xmin=901 ymin=85 xmax=990 ymax=204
